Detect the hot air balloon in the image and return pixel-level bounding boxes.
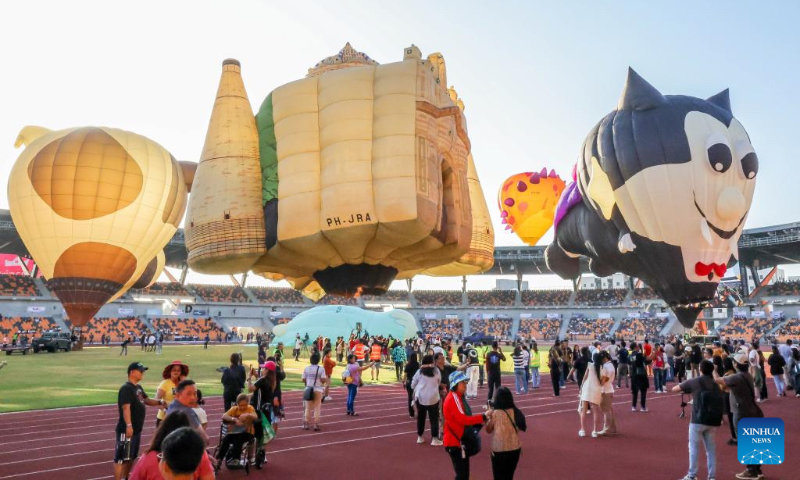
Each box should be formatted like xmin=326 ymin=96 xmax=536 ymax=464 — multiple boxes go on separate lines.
xmin=498 ymin=169 xmax=565 ymax=245
xmin=8 ymin=126 xmax=191 ymax=327
xmin=186 ymin=44 xmax=494 ymax=299
xmin=131 ymin=250 xmax=166 ymax=289
xmin=546 ymin=68 xmax=757 ymax=327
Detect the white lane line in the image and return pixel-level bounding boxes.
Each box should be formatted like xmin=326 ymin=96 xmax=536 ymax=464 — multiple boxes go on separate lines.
xmin=2 ymin=449 xmax=106 ymax=466
xmin=0 ymin=461 xmax=109 ymax=479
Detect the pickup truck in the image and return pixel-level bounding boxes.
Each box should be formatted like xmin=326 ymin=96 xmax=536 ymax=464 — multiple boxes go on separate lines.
xmin=32 ymin=332 xmax=72 ymax=353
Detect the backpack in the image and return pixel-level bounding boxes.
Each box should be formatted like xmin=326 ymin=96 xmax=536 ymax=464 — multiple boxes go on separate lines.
xmin=696 ymin=383 xmax=724 ymax=426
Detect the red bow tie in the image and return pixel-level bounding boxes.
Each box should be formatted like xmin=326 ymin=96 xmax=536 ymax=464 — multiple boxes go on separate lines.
xmin=695 ymin=262 xmax=727 ymax=278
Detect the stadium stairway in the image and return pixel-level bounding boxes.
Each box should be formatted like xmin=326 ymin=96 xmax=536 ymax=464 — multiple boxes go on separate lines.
xmin=610 ymin=317 xmax=623 ymax=337
xmin=558 ymin=317 xmax=570 ymax=339
xmin=33 ymin=277 xmax=52 ymax=299
xmin=242 ymin=287 xmax=260 ymax=304
xmin=660 ymin=316 xmax=678 ymax=336
xmin=767 ymin=317 xmax=793 ymax=337
xmin=713 ymin=317 xmax=734 ymax=335
xmin=567 ymin=290 xmax=577 ymax=307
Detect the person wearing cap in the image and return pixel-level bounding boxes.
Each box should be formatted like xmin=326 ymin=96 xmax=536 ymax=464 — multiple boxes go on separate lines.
xmin=248 ymin=360 xmax=278 ymax=468
xmin=114 ymin=362 xmax=165 ymax=480
xmin=716 ymin=352 xmax=765 ymax=480
xmin=463 ymin=343 xmax=480 ymax=400
xmin=443 ymin=370 xmax=491 ymax=480
xmin=155 ymin=361 xmax=189 ymax=427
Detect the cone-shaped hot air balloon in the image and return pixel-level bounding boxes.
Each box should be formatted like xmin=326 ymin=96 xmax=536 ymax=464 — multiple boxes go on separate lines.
xmin=8 ymin=126 xmax=189 ymax=326
xmin=546 ymin=68 xmax=757 ymax=327
xmin=498 ymin=169 xmax=565 ymax=246
xmin=187 ymin=44 xmax=494 ymax=298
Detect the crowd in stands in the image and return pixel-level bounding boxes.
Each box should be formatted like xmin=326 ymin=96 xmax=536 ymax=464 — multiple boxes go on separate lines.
xmin=764 ymin=280 xmax=800 ymax=296
xmin=420 ymin=317 xmax=463 ymax=339
xmin=71 ymin=317 xmax=144 ymax=343
xmin=0 ymin=275 xmax=39 ymax=297
xmin=716 ymin=316 xmax=776 ymax=342
xmin=520 ymin=289 xmax=571 ymax=306
xmin=250 ymin=287 xmax=306 ymax=305
xmin=362 ymin=290 xmax=409 ymax=302
xmin=632 ymin=287 xmax=658 ymax=301
xmin=466 ymin=289 xmax=516 ymax=307
xmin=574 ymin=288 xmax=627 ymax=306
xmin=132 ymin=282 xmax=189 ymax=296
xmin=315 ymin=295 xmax=359 ymax=306
xmin=150 ymin=317 xmax=225 ymax=340
xmin=566 ymin=317 xmax=615 ymax=341
xmin=469 ymin=317 xmax=512 ymax=340
xmin=774 ymin=318 xmax=800 ymax=343
xmin=517 ymin=318 xmax=561 ymax=340
xmin=193 ymin=285 xmax=249 ymax=303
xmin=272 ymin=317 xmax=292 ymax=325
xmin=615 ymin=317 xmax=668 ymax=341
xmin=414 ymin=290 xmax=463 ymax=307
xmin=0 ymin=316 xmax=58 ymax=337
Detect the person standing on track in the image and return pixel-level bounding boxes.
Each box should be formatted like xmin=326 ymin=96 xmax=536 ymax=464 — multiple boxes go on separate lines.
xmin=598 ymin=351 xmax=617 ymax=436
xmin=512 ymin=345 xmax=528 ymax=396
xmin=486 ymin=386 xmax=526 ymax=480
xmin=352 ymin=338 xmax=368 ymax=367
xmin=464 ymin=344 xmax=480 ymax=400
xmin=343 ymin=353 xmax=373 ymax=416
xmin=404 ymin=352 xmax=420 ymax=417
xmin=114 ymin=362 xmax=165 ymax=480
xmin=156 ymin=361 xmax=190 ymax=427
xmin=335 ymin=336 xmax=345 ymax=363
xmin=302 ymin=352 xmax=327 ymax=431
xmin=616 ymin=341 xmax=630 ymax=389
xmin=529 ymin=343 xmax=541 ymax=389
xmin=369 ymin=339 xmax=383 ymax=381
xmin=548 ymin=341 xmax=562 ymax=397
xmin=392 ymin=340 xmax=407 ymax=382
xmin=485 ymin=342 xmax=506 ymax=403
xmin=221 ymin=353 xmax=246 ymax=410
xmin=322 ymin=348 xmax=337 ymax=402
xmin=129 ymin=411 xmax=214 ymax=480
xmin=629 ymin=343 xmax=650 ymax=412
xmin=443 ymin=371 xmax=491 ymax=480
xmin=412 ymin=354 xmax=443 ymax=445
xmin=477 ymin=342 xmax=488 ymax=388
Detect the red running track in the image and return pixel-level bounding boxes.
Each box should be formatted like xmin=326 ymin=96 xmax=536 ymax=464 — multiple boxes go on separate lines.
xmin=0 ymin=375 xmax=796 ymax=480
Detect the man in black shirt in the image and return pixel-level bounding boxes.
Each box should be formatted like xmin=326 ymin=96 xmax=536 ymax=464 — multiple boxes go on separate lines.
xmin=485 ymin=342 xmax=506 ymax=402
xmin=672 ymin=359 xmax=723 ymax=480
xmin=114 ymin=362 xmax=164 ymax=480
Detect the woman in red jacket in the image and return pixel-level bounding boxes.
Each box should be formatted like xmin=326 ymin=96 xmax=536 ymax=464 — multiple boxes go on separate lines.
xmin=443 ymin=371 xmax=491 ymax=480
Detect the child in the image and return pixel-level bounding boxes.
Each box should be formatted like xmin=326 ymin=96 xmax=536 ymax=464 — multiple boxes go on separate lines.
xmin=486 ymin=386 xmax=526 ymax=480
xmin=215 ymin=393 xmax=258 ymax=472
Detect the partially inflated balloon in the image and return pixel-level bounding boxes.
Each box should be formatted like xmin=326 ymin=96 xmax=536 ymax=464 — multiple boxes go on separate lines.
xmin=131 ymin=250 xmax=166 ymax=290
xmin=498 ymin=169 xmax=565 ymax=245
xmin=546 ymin=69 xmax=757 ymax=327
xmin=8 ymin=126 xmax=189 ymax=326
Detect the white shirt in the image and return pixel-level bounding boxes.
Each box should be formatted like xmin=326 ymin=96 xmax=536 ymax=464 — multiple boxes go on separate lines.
xmin=432 ymin=346 xmax=444 ymax=356
xmin=302 ymin=365 xmax=327 ymax=392
xmin=193 ymin=407 xmax=208 ymax=427
xmin=600 ymin=362 xmax=615 ymax=394
xmin=521 ymin=349 xmax=531 ymax=365
xmin=748 ymin=349 xmax=759 ymax=369
xmin=411 ymin=368 xmax=441 ymax=406
xmin=605 ymin=344 xmax=619 ymax=358
xmin=295 ymin=338 xmax=303 ymax=349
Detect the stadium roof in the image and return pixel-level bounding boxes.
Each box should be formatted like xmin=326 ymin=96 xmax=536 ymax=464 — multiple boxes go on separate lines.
xmin=1 ymin=209 xmax=798 ymax=274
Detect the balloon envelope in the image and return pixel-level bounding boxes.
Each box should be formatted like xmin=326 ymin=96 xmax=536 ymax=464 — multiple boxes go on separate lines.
xmin=498 ymin=169 xmax=565 ymax=246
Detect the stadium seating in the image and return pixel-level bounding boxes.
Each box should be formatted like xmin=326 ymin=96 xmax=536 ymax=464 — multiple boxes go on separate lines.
xmin=69 ymin=317 xmax=145 ymax=343
xmin=150 ymin=317 xmax=225 ymax=340
xmin=132 ymin=282 xmax=189 ymax=296
xmin=467 ymin=290 xmax=516 ymax=307
xmin=362 ymin=290 xmax=410 ymax=303
xmin=249 ymin=287 xmax=306 ymax=305
xmin=632 ymin=288 xmax=658 ymax=301
xmin=273 ymin=317 xmax=292 ymax=326
xmin=764 ymin=280 xmax=800 ymax=296
xmin=469 ymin=317 xmax=512 ymax=340
xmin=517 ymin=318 xmax=561 ymax=340
xmin=0 ymin=275 xmax=39 ymax=297
xmin=315 ymin=295 xmax=359 ymax=306
xmin=193 ymin=285 xmax=250 ymax=303
xmin=520 ymin=289 xmax=571 ymax=306
xmin=615 ymin=317 xmax=668 ymax=341
xmin=774 ymin=318 xmax=799 ymax=343
xmin=574 ymin=289 xmax=627 ymax=307
xmin=420 ymin=318 xmax=463 ymax=339
xmin=414 ymin=290 xmax=463 ymax=307
xmin=0 ymin=316 xmax=59 ymax=337
xmin=717 ymin=316 xmax=779 ymax=342
xmin=566 ymin=317 xmax=615 ymax=341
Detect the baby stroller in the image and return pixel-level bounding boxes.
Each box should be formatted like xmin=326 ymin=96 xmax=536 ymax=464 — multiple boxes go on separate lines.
xmin=213 ymin=420 xmax=257 ymax=474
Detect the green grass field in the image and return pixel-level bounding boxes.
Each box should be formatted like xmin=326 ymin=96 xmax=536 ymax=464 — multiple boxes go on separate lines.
xmin=0 ymin=344 xmax=550 ymax=412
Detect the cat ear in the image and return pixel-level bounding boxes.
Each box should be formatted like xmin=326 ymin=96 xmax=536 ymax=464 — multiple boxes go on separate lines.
xmin=706 ymin=89 xmax=732 ymax=115
xmin=617 ymin=67 xmax=665 ymax=111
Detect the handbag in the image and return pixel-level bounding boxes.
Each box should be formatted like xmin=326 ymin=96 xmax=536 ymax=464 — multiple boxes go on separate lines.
xmin=447 ymin=423 xmax=482 ymax=458
xmin=303 ymin=366 xmax=320 ymax=401
xmin=259 ymin=410 xmax=276 ymax=445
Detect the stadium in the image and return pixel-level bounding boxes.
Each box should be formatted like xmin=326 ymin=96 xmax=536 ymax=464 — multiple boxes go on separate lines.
xmin=2 ymin=210 xmax=799 ymax=348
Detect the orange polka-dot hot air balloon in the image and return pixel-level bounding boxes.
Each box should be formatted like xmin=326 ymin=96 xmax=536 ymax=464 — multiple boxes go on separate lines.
xmin=498 ymin=168 xmax=565 ymax=246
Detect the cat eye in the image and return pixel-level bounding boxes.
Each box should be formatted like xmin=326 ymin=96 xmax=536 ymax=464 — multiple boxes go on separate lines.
xmin=707 ymin=143 xmax=732 ymax=173
xmin=740 ymin=151 xmax=758 ymax=179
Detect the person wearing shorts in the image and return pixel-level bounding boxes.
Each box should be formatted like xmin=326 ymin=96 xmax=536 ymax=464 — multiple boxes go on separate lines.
xmin=114 ymin=362 xmax=164 ymax=480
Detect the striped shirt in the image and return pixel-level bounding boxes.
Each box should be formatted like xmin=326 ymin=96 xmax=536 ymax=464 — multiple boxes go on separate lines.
xmin=512 ymin=353 xmax=526 ymax=370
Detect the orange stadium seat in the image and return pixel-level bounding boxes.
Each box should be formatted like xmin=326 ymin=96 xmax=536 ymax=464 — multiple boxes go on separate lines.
xmin=517 ymin=318 xmax=561 ymax=341
xmin=520 ymin=290 xmax=571 ymax=306
xmin=574 ymin=289 xmax=627 ymax=307
xmin=566 ymin=317 xmax=615 ymax=341
xmin=414 ymin=290 xmax=463 ymax=307
xmin=615 ymin=317 xmax=668 ymax=341
xmin=774 ymin=318 xmax=799 ymax=343
xmin=0 ymin=316 xmax=59 ymax=337
xmin=0 ymin=275 xmax=40 ymax=297
xmin=469 ymin=318 xmax=512 ymax=340
xmin=467 ymin=290 xmax=516 ymax=307
xmin=67 ymin=317 xmax=146 ymax=343
xmin=192 ymin=285 xmax=250 ymax=303
xmin=150 ymin=317 xmax=225 ymax=341
xmin=420 ymin=318 xmax=463 ymax=339
xmin=249 ymin=287 xmax=306 ymax=305
xmin=717 ymin=317 xmax=780 ymax=342
xmin=132 ymin=282 xmax=189 ymax=296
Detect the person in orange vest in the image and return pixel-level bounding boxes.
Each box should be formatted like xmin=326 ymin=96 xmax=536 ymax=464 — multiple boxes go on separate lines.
xmin=352 ymin=339 xmax=368 ymax=368
xmin=369 ymin=338 xmax=383 ymax=381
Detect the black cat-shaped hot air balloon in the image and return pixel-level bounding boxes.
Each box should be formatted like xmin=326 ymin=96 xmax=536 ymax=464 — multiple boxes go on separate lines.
xmin=546 ymin=68 xmax=758 ymax=327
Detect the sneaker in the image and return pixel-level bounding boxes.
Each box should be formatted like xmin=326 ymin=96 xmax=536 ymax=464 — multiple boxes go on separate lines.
xmin=591 ymin=431 xmax=598 ymax=438
xmin=417 ymin=436 xmax=425 ymax=444
xmin=641 ymin=408 xmax=648 ymax=412
xmin=632 ymin=407 xmax=638 ymax=412
xmin=324 ymin=396 xmax=333 ymax=401
xmin=578 ymin=430 xmax=586 ymax=437
xmin=735 ymin=470 xmax=762 ymax=479
xmin=679 ymin=476 xmax=696 ymax=480
xmin=314 ymin=424 xmax=320 ymax=432
xmin=302 ymin=422 xmax=309 ymax=430
xmin=727 ymin=438 xmax=738 ymax=446
xmin=756 ymin=398 xmax=762 ymax=403
xmin=431 ymin=438 xmax=443 ymax=446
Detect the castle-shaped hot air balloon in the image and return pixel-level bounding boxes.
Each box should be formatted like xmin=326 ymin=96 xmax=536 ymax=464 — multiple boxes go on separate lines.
xmin=186 ymin=44 xmax=494 ymax=299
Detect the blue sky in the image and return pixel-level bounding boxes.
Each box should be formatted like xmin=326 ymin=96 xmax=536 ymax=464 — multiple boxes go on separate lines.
xmin=1 ymin=1 xmax=798 ymax=288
